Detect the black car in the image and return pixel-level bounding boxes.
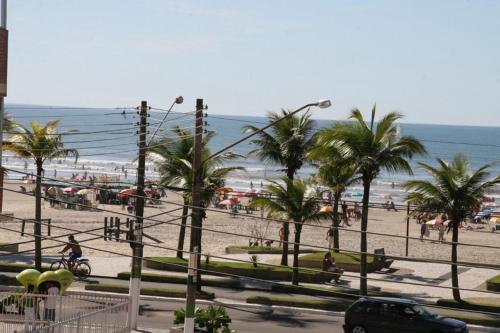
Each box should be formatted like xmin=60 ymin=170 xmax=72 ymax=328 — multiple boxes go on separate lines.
xmin=343 ymin=297 xmax=468 ymax=333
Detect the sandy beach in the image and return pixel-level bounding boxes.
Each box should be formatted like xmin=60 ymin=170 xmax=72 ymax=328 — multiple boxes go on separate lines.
xmin=0 ymin=181 xmax=499 ymax=267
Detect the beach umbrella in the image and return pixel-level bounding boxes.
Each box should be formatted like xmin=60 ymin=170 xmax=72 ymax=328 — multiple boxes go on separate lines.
xmin=119 ymin=188 xmax=136 ymax=196
xmin=425 ymin=219 xmax=441 ymax=225
xmin=63 ymin=187 xmax=79 ymax=193
xmin=218 ymin=199 xmax=235 ymax=206
xmin=47 ymin=187 xmax=57 ymax=196
xmin=77 ymin=188 xmax=93 ymax=195
xmin=320 ymin=205 xmax=333 ymax=213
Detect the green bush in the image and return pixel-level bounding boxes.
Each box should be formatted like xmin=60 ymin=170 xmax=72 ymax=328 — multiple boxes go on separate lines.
xmin=144 ymin=257 xmax=327 ymax=283
xmin=85 ymin=283 xmax=214 ymax=300
xmin=487 ymin=275 xmax=500 ymax=292
xmin=174 ymin=305 xmax=234 ymax=332
xmin=436 ymin=299 xmax=500 ymax=314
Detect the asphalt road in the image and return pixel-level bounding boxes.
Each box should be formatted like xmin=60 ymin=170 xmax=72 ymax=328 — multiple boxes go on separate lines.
xmin=136 ymin=300 xmax=491 ymax=333
xmin=137 ymin=299 xmax=344 ymax=333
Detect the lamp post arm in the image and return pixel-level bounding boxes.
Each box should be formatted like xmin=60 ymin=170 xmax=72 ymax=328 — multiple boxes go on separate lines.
xmin=204 ymin=102 xmax=317 ymax=163
xmin=147 ymin=99 xmax=178 ymax=146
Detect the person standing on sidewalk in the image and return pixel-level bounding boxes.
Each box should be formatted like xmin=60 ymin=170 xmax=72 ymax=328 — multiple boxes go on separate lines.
xmin=21 ymin=285 xmax=38 ymax=331
xmin=44 ymin=282 xmax=59 ymax=323
xmin=325 ymin=227 xmax=334 ymax=251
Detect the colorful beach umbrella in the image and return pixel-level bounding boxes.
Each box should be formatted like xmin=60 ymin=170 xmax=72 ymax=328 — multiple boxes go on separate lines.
xmin=119 ymin=188 xmax=136 ymax=196
xmin=320 ymin=205 xmax=333 ymax=213
xmin=425 ymin=219 xmax=441 ymax=225
xmin=218 ymin=199 xmax=235 ymax=206
xmin=77 ymin=188 xmax=93 ymax=195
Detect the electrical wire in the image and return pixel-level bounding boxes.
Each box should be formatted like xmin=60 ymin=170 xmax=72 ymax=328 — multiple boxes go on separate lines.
xmin=2 ymin=185 xmax=500 ymax=272
xmin=3 ymin=211 xmax=500 ymax=299
xmin=1 ymin=217 xmax=499 ymax=318
xmin=5 ymin=168 xmax=499 ymax=252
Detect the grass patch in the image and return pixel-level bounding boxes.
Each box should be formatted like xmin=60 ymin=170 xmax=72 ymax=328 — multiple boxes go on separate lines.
xmin=437 ymin=299 xmax=500 ymax=314
xmin=299 ymin=252 xmax=374 ymax=264
xmin=0 ymin=262 xmax=50 ymax=273
xmin=487 ymin=275 xmax=500 ymax=292
xmin=225 ymin=246 xmax=317 ymax=255
xmin=247 ymin=295 xmax=352 ymax=312
xmin=85 ymin=283 xmax=214 ymax=300
xmin=145 ymin=257 xmax=328 ymax=283
xmin=0 ymin=274 xmax=21 ymax=286
xmin=117 ymin=272 xmax=240 ymax=289
xmin=433 ymin=310 xmax=500 ymax=328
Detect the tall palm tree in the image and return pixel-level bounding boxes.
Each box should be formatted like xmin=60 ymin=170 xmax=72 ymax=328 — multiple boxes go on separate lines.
xmin=147 ymin=126 xmax=242 ymax=259
xmin=251 ymin=177 xmax=330 ymax=285
xmin=243 ymin=110 xmax=315 ymax=266
xmin=405 ymin=155 xmax=500 ymax=301
xmin=4 ymin=120 xmax=78 ymax=270
xmin=315 ymin=105 xmax=426 ymax=295
xmin=310 ymin=152 xmax=360 ymax=253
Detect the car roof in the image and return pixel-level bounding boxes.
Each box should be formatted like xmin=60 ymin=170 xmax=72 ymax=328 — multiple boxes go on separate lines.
xmin=361 ymin=297 xmax=418 ymax=305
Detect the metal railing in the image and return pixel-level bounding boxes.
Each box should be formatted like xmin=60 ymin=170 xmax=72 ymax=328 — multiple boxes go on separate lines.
xmin=0 ymin=290 xmax=129 ymax=333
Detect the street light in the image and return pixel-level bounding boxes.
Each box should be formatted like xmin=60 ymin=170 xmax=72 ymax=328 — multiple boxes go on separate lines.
xmin=205 ymin=99 xmax=332 ymax=162
xmin=147 ymin=95 xmax=183 ymax=145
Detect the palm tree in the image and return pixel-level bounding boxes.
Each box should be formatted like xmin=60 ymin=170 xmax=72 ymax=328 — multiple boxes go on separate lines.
xmin=4 ymin=120 xmax=78 ymax=270
xmin=405 ymin=155 xmax=500 ymax=301
xmin=147 ymin=126 xmax=242 ymax=259
xmin=251 ymin=177 xmax=330 ymax=285
xmin=310 ymin=152 xmax=360 ymax=253
xmin=243 ymin=110 xmax=315 ymax=266
xmin=315 ymin=105 xmax=426 ymax=295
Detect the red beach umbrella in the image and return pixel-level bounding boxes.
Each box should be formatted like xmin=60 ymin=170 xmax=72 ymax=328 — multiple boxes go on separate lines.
xmin=320 ymin=205 xmax=333 ymax=213
xmin=218 ymin=199 xmax=235 ymax=206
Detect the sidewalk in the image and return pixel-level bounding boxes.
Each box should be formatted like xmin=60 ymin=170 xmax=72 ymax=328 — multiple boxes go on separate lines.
xmin=2 ymin=252 xmax=500 ymax=302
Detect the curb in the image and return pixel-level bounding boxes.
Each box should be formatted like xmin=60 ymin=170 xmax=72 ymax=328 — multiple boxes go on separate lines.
xmin=468 ymin=325 xmax=500 ymax=333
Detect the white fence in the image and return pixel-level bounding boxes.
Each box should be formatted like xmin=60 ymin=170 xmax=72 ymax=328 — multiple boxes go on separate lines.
xmin=0 ymin=290 xmax=129 ymax=333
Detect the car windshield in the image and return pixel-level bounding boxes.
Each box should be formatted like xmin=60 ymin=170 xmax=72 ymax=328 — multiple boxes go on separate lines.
xmin=411 ymin=305 xmax=435 ymax=318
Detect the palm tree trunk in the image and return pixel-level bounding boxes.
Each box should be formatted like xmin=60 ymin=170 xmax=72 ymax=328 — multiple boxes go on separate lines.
xmin=332 ymin=193 xmax=340 ymax=253
xmin=360 ymin=179 xmax=371 ymax=296
xmin=280 ymin=222 xmax=289 ymax=266
xmin=176 ymin=198 xmax=190 ymax=259
xmin=35 ymin=161 xmax=43 ymax=271
xmin=451 ymin=219 xmax=461 ymax=301
xmin=281 ymin=171 xmax=294 ymax=266
xmin=292 ymin=223 xmax=302 ymax=286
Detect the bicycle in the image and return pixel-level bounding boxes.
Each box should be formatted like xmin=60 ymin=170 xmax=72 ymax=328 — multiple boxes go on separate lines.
xmin=50 ymin=254 xmax=92 ymax=280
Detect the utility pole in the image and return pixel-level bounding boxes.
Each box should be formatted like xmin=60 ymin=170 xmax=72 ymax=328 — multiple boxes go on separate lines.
xmin=184 ymin=98 xmax=204 ymax=333
xmin=128 ymin=100 xmax=148 ymax=330
xmin=0 ymin=0 xmax=9 ymax=213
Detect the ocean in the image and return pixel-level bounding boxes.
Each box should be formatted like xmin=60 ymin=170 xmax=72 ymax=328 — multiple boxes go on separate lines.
xmin=4 ymin=105 xmax=500 ymax=204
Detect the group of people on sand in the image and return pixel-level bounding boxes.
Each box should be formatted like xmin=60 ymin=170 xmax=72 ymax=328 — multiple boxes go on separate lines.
xmin=418 ymin=213 xmax=447 ymax=242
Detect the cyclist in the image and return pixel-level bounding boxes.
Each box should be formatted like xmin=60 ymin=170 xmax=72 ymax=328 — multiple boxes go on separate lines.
xmin=59 ymin=235 xmax=82 ymax=272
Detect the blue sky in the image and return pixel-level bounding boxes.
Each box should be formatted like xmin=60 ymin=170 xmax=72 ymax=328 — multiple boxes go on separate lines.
xmin=4 ymin=0 xmax=500 ymax=126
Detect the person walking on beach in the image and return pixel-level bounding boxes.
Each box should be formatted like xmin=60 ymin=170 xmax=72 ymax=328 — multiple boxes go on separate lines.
xmin=438 ymin=223 xmax=446 ymax=242
xmin=278 ymin=226 xmax=285 ymax=248
xmin=420 ymin=221 xmax=428 ymax=241
xmin=325 ymin=227 xmax=334 ymax=251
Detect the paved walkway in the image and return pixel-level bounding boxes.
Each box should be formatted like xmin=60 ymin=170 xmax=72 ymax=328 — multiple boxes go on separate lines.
xmin=1 ymin=252 xmax=499 ymax=302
